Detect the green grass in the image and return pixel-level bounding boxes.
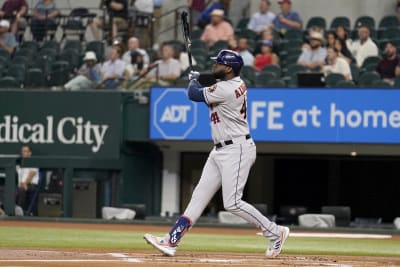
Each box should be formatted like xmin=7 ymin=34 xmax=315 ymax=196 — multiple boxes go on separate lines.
xmin=1 ymin=226 xmax=400 ymax=257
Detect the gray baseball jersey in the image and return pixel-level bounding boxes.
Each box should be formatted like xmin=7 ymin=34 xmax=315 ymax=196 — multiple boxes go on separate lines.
xmin=203 ymin=77 xmax=249 ymax=143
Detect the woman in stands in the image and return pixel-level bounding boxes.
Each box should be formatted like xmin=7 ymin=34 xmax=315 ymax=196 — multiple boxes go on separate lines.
xmin=30 ymin=0 xmax=59 ymax=41
xmin=253 ymin=40 xmax=279 ymax=72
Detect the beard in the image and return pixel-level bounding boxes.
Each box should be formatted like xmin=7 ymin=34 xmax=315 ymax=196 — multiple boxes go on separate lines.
xmin=213 ymin=69 xmax=227 ymax=80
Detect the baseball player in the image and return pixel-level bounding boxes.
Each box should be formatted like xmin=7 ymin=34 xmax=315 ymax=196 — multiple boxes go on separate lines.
xmin=144 ymin=49 xmax=289 ymax=257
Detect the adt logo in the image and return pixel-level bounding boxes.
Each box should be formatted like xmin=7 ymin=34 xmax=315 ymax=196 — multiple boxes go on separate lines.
xmin=154 ymin=88 xmax=197 ymax=139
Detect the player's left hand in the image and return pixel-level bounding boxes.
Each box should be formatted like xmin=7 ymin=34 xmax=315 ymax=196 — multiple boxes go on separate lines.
xmin=188 ymin=71 xmax=200 ymax=81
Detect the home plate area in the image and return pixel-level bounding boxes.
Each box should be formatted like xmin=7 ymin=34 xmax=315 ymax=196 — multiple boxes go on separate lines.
xmin=1 ymin=249 xmax=400 ymax=267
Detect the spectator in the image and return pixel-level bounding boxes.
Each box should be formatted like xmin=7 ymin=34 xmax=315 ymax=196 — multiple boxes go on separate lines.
xmin=336 ymin=25 xmax=352 ymax=49
xmin=238 ymin=37 xmax=254 ymax=66
xmin=272 ymin=0 xmax=302 ymax=35
xmin=0 ymin=0 xmax=28 ymax=35
xmin=247 ymin=0 xmax=276 ymax=35
xmin=0 ymin=19 xmax=17 ymax=54
xmin=200 ymin=9 xmax=234 ymax=47
xmin=128 ymin=43 xmax=181 ymax=89
xmin=197 ymin=0 xmax=224 ymax=29
xmin=91 ymin=0 xmax=128 ymax=42
xmin=297 ymin=31 xmax=327 ymax=71
xmin=323 ymin=47 xmax=352 ymax=81
xmin=334 ymin=38 xmax=353 ymax=64
xmin=187 ymin=0 xmax=206 ymax=27
xmin=376 ymin=42 xmax=399 ymax=85
xmin=100 ymin=46 xmax=126 ymax=89
xmin=349 ymin=24 xmax=379 ymax=67
xmin=16 ymin=145 xmax=39 ymax=216
xmin=64 ymin=51 xmax=102 ymax=91
xmin=253 ymin=40 xmax=279 ymax=71
xmin=122 ymin=37 xmax=150 ymax=77
xmin=127 ymin=0 xmax=154 ymax=48
xmin=30 ymin=0 xmax=59 ymax=41
xmin=146 ymin=43 xmax=181 ymax=82
xmin=326 ymin=30 xmax=337 ymax=49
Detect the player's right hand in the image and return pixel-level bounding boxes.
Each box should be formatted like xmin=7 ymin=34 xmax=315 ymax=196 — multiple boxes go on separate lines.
xmin=188 ymin=71 xmax=200 ymax=81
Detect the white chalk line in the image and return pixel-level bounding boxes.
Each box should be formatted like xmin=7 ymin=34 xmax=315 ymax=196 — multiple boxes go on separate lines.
xmin=256 ymin=232 xmax=392 ymax=239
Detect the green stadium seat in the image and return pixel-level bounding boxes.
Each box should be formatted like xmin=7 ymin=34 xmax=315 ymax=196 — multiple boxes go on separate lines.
xmin=330 ymin=16 xmax=350 ymax=30
xmin=357 ymin=71 xmax=381 ymax=87
xmin=306 ymin=16 xmax=326 ymax=31
xmin=25 ymin=68 xmax=47 ymax=88
xmin=354 ymin=15 xmax=375 ymax=30
xmin=0 ymin=76 xmax=21 ymax=88
xmin=333 ymin=80 xmax=356 ymax=88
xmin=325 ymin=73 xmax=345 ymax=87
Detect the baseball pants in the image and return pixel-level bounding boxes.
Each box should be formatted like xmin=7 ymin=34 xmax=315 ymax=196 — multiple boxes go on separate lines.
xmin=183 ymin=138 xmax=281 ymax=240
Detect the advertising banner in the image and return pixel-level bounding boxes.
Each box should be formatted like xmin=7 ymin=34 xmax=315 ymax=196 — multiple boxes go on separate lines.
xmin=150 ymin=87 xmax=400 ymax=144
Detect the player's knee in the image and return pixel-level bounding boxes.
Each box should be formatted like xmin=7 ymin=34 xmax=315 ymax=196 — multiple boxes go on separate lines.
xmin=223 ymin=202 xmax=239 ymax=212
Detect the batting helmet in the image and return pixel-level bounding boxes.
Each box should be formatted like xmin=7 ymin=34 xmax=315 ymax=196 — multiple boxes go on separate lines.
xmin=210 ymin=49 xmax=244 ymax=76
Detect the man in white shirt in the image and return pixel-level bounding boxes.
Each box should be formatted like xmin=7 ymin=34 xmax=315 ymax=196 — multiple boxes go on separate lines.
xmin=122 ymin=37 xmax=149 ymax=78
xmin=16 ymin=145 xmax=39 ymax=216
xmin=350 ymin=24 xmax=378 ymax=67
xmin=247 ymin=0 xmax=276 ymax=35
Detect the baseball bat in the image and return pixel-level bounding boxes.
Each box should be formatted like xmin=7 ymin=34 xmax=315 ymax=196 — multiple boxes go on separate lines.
xmin=180 ymin=11 xmax=194 ymax=71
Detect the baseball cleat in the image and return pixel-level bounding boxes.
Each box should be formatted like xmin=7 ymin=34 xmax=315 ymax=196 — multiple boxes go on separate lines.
xmin=265 ymin=226 xmax=290 ymax=258
xmin=143 ymin=233 xmax=176 ymax=256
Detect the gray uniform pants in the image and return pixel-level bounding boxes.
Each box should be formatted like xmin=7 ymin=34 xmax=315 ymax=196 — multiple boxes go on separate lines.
xmin=183 ymin=138 xmax=280 ymax=240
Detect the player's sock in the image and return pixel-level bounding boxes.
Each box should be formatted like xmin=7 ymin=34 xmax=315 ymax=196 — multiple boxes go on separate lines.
xmin=168 ymin=216 xmax=192 ymax=246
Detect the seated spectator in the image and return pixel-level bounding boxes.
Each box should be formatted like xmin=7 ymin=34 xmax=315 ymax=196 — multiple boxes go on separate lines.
xmin=247 ymin=0 xmax=276 ymax=35
xmin=323 ymin=47 xmax=352 ymax=81
xmin=200 ymin=9 xmax=234 ymax=47
xmin=0 ymin=19 xmax=17 ymax=54
xmin=349 ymin=24 xmax=378 ymax=67
xmin=272 ymin=0 xmax=302 ymax=35
xmin=376 ymin=42 xmax=399 ymax=85
xmin=0 ymin=0 xmax=28 ymax=35
xmin=197 ymin=0 xmax=224 ymax=29
xmin=128 ymin=43 xmax=181 ymax=89
xmin=16 ymin=145 xmax=39 ymax=216
xmin=64 ymin=51 xmax=102 ymax=91
xmin=30 ymin=0 xmax=59 ymax=41
xmin=335 ymin=25 xmax=352 ymax=49
xmin=100 ymin=46 xmax=126 ymax=89
xmin=297 ymin=31 xmax=327 ymax=71
xmin=238 ymin=37 xmax=254 ymax=66
xmin=91 ymin=0 xmax=128 ymax=42
xmin=326 ymin=30 xmax=337 ymax=49
xmin=334 ymin=38 xmax=353 ymax=64
xmin=253 ymin=40 xmax=279 ymax=71
xmin=147 ymin=43 xmax=181 ymax=81
xmin=253 ymin=28 xmax=275 ymax=54
xmin=122 ymin=37 xmax=149 ymax=78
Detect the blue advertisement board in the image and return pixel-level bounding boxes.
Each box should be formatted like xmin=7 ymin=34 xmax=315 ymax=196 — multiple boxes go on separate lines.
xmin=150 ymin=87 xmax=400 ymax=144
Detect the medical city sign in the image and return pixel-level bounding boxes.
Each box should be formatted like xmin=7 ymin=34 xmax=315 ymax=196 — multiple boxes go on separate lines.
xmin=0 ymin=91 xmax=122 ymax=158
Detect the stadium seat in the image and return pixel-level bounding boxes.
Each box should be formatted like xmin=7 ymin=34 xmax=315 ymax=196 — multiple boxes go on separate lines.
xmin=20 ymin=41 xmax=40 ymax=52
xmin=254 ymin=71 xmax=277 ymax=87
xmin=236 ymin=17 xmax=250 ymax=30
xmin=393 ymin=76 xmax=400 ymax=88
xmin=190 ymin=28 xmax=203 ymax=40
xmin=41 ymin=40 xmax=61 ymax=53
xmin=265 ymin=79 xmax=286 ymax=88
xmin=0 ymin=76 xmax=21 ymax=88
xmin=11 ymin=55 xmax=30 ymax=66
xmin=208 ymin=40 xmax=228 ymax=56
xmin=236 ymin=28 xmax=257 ymax=40
xmin=284 ymin=63 xmax=308 ymax=77
xmin=284 ymin=28 xmax=304 ymax=40
xmin=261 ymin=64 xmax=282 ymax=78
xmin=48 ymin=69 xmax=70 ymax=87
xmin=354 ymin=15 xmax=375 ymax=30
xmin=371 ymin=79 xmax=392 ymax=88
xmin=25 ymin=68 xmax=47 ymax=88
xmin=361 ymin=56 xmax=381 ymax=70
xmin=378 ymin=15 xmax=399 ymax=29
xmin=325 ymin=73 xmax=345 ymax=87
xmin=0 ymin=49 xmax=11 ymax=60
xmin=13 ymin=48 xmax=35 ymax=60
xmin=306 ymin=16 xmax=326 ymax=31
xmin=241 ymin=65 xmax=256 ymax=84
xmin=85 ymin=41 xmax=105 ymax=62
xmin=378 ymin=27 xmax=400 ymax=40
xmin=6 ymin=65 xmax=26 ymax=85
xmin=350 ymin=64 xmax=360 ymax=81
xmin=333 ymin=80 xmax=356 ymax=88
xmin=58 ymin=48 xmax=81 ymax=70
xmin=63 ymin=40 xmax=83 ymax=54
xmin=357 ymin=71 xmax=381 ymax=87
xmin=61 ymin=7 xmax=96 ymax=41
xmin=330 ymin=16 xmax=351 ymax=30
